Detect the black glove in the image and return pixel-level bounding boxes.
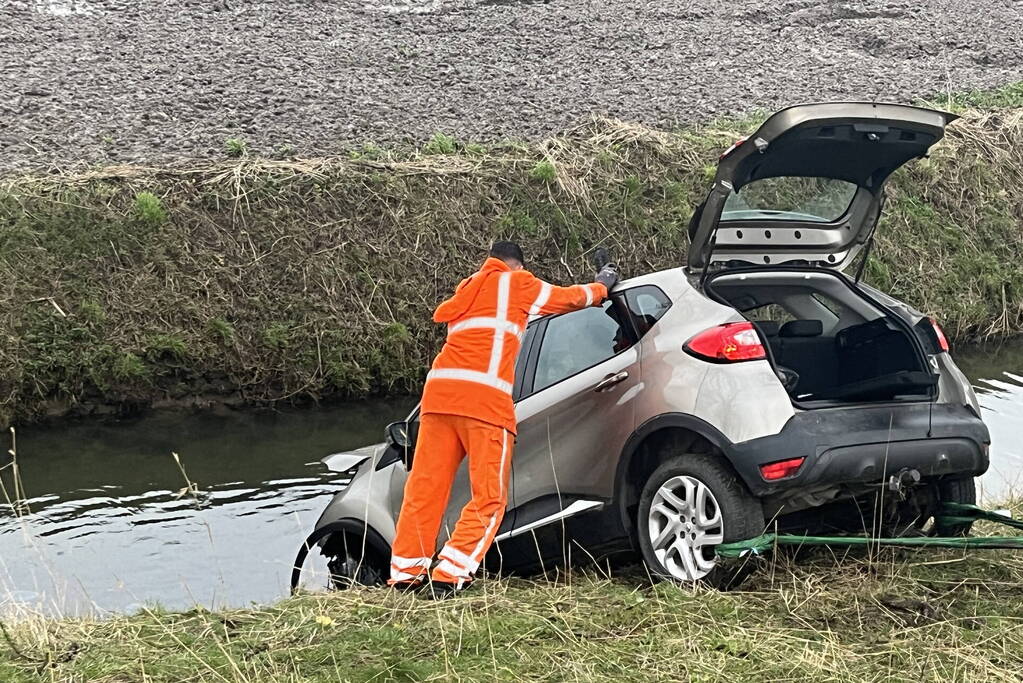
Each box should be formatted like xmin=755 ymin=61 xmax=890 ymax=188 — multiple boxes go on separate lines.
xmin=595 ymin=263 xmax=619 ymax=291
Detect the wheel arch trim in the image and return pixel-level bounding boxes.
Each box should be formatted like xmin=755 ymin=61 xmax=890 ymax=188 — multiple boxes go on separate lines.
xmin=614 ymin=413 xmax=739 ymax=535
xmin=290 ymin=519 xmax=389 ymax=593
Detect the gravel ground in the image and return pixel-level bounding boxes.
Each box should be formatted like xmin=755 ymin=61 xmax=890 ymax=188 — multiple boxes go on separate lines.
xmin=1 ymin=0 xmax=1022 ymax=172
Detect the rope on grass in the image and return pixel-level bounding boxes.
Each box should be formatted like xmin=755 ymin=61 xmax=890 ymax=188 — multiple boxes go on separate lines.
xmin=716 ymin=503 xmax=1023 ymax=559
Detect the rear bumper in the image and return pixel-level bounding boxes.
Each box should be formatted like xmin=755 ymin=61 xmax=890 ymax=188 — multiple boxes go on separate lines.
xmin=727 ymin=403 xmax=990 ymax=497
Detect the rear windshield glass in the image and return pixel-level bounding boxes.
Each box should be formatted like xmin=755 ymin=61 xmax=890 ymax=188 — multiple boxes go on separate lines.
xmin=721 ymin=177 xmax=857 ymax=223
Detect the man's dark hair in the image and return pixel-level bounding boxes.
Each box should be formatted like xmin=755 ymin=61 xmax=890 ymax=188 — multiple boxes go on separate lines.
xmin=490 ymin=241 xmax=525 ymax=267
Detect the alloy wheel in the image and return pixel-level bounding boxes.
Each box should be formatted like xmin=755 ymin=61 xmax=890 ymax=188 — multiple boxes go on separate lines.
xmin=647 ymin=474 xmax=724 ymax=581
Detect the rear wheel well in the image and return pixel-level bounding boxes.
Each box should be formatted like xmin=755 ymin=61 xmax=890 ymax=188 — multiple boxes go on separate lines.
xmin=618 ymin=427 xmax=733 ymax=537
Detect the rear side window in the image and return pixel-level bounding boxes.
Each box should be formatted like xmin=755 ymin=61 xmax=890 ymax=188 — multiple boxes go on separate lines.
xmin=745 ymin=303 xmax=796 ymax=325
xmin=808 ymin=292 xmax=843 ymax=327
xmin=533 ymin=302 xmax=632 ymax=393
xmin=623 ymin=285 xmax=672 ymax=337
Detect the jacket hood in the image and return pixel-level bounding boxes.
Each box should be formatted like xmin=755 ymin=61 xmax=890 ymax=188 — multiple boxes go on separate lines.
xmin=433 ymin=257 xmax=511 ymax=323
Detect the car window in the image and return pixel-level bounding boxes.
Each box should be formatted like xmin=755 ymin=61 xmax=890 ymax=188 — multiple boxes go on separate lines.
xmin=722 ymin=177 xmax=856 ymax=223
xmin=809 ymin=292 xmax=845 ymax=319
xmin=744 ymin=303 xmax=796 ymax=325
xmin=807 ymin=292 xmax=841 ymax=325
xmin=512 ymin=322 xmax=537 ymax=401
xmin=533 ymin=302 xmax=632 ymax=393
xmin=624 ymin=285 xmax=671 ymax=337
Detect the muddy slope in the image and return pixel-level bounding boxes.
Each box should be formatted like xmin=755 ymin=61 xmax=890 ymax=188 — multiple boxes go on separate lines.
xmin=1 ymin=0 xmax=1022 ymax=171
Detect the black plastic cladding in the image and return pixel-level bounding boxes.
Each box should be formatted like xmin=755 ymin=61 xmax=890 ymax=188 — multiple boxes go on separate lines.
xmin=616 ymin=402 xmax=989 ymax=506
xmin=729 ymin=402 xmax=990 ymax=496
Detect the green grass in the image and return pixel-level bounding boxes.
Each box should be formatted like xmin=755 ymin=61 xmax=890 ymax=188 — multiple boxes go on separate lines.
xmin=262 ymin=322 xmax=293 ymax=350
xmin=529 ymin=159 xmax=557 ymax=182
xmin=4 ymin=545 xmax=1023 ymax=681
xmin=206 ymin=318 xmax=236 ymax=344
xmin=224 ymin=138 xmax=248 ymax=158
xmin=145 ymin=334 xmax=188 ymax=362
xmin=110 ymin=351 xmax=148 ymax=382
xmin=134 ymin=191 xmax=167 ymax=225
xmin=1 ymin=84 xmax=1022 ymax=425
xmin=930 ymin=81 xmax=1023 ymax=110
xmin=422 ymin=132 xmax=457 ymax=155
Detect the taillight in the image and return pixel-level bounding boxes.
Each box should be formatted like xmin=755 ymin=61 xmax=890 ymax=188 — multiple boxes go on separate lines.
xmin=930 ymin=318 xmax=950 ymax=352
xmin=759 ymin=457 xmax=806 ymax=481
xmin=683 ymin=322 xmax=766 ymax=363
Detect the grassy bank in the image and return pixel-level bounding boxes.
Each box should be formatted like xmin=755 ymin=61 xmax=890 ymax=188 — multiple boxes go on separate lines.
xmin=4 ymin=541 xmax=1023 ymax=681
xmin=2 ymin=95 xmax=1022 ymax=425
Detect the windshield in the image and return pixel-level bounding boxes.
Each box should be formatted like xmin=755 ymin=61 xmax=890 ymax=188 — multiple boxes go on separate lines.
xmin=721 ymin=176 xmax=857 ymax=223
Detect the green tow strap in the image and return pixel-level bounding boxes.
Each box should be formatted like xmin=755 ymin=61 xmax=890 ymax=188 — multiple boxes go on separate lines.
xmin=934 ymin=502 xmax=1023 ymax=532
xmin=716 ymin=503 xmax=1023 ymax=559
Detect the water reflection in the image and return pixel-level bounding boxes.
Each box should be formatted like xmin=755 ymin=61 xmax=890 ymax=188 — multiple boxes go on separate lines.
xmin=954 ymin=341 xmax=1023 ymax=502
xmin=0 ymin=400 xmax=414 ymax=616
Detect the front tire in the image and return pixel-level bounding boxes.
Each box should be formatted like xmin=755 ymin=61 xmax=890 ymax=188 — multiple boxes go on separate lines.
xmin=637 ymin=454 xmax=764 ymax=589
xmin=324 ymin=532 xmax=386 ymax=589
xmin=292 ymin=526 xmax=387 ymax=593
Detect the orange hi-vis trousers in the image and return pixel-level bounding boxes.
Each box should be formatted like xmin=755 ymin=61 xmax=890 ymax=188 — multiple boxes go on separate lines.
xmin=389 ymin=413 xmax=512 ymax=587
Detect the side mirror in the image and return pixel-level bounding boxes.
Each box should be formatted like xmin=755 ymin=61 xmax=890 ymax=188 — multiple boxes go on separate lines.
xmin=380 ymin=420 xmax=418 ymax=471
xmin=386 ymin=421 xmax=411 ymax=449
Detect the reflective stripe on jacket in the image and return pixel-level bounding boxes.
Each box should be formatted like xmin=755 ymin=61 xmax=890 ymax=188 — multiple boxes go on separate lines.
xmin=421 ymin=257 xmax=607 ymax=433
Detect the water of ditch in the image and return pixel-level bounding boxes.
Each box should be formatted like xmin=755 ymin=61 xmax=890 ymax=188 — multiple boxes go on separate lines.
xmin=1 ymin=341 xmax=1020 ymax=617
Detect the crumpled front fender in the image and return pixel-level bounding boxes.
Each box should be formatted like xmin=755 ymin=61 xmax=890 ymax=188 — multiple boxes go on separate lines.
xmin=313 ymin=442 xmax=407 ymax=546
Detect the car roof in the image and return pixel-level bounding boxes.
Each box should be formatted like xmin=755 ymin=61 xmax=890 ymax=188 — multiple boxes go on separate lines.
xmin=614 ymin=266 xmax=686 ymax=291
xmin=526 ymin=267 xmax=688 ymax=324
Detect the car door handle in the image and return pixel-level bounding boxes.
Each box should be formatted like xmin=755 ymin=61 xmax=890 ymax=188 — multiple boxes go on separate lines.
xmin=594 ymin=371 xmax=629 ymax=392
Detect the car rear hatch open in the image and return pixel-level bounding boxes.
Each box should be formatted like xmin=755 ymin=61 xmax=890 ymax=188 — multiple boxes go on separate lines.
xmin=688 ymin=103 xmax=957 ymax=273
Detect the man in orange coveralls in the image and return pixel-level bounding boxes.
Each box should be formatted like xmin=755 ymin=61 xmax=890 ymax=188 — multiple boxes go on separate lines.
xmin=389 ymin=241 xmax=619 ymax=596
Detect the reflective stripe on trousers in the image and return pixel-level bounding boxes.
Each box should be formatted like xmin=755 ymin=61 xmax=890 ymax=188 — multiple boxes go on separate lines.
xmin=389 ymin=555 xmax=431 ymax=583
xmin=388 ymin=415 xmax=513 ymax=587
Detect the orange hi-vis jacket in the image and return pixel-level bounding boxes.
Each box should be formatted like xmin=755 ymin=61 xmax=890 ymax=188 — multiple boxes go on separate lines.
xmin=421 ymin=257 xmax=608 ymax=433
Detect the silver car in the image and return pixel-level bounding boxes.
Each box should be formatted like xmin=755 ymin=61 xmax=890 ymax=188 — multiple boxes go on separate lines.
xmin=293 ymin=103 xmax=990 ymax=589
